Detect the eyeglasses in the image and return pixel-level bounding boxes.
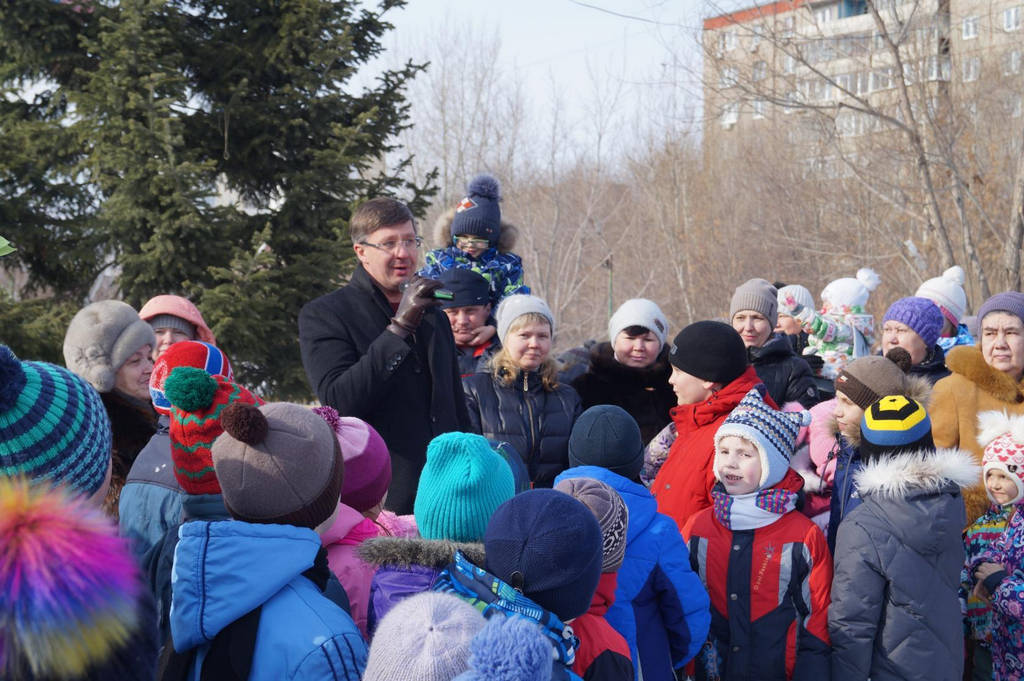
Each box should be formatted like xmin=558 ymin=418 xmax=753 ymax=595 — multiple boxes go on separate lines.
xmin=359 ymin=236 xmax=424 ymax=253
xmin=455 ymin=236 xmax=490 ymax=249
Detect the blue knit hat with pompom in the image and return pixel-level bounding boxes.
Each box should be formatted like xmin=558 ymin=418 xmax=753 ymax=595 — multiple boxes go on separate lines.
xmin=0 ymin=345 xmax=112 ymax=496
xmin=450 ymin=174 xmax=502 ymax=246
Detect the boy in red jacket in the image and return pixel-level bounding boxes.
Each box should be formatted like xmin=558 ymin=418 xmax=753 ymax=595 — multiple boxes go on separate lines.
xmin=683 ymin=388 xmax=832 ymax=681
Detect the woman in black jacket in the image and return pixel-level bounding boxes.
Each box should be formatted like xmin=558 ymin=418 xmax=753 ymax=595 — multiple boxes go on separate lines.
xmin=571 ymin=298 xmax=676 ymax=443
xmin=463 ymin=295 xmax=581 ymax=488
xmin=731 ymin=278 xmax=820 ymax=408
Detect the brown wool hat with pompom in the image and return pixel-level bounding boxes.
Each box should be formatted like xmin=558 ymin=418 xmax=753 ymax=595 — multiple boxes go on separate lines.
xmin=211 ymin=402 xmax=344 ymax=529
xmin=834 ymin=347 xmax=912 ymax=410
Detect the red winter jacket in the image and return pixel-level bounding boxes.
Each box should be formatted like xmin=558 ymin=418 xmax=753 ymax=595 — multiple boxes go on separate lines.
xmin=681 ymin=469 xmax=833 ymax=681
xmin=653 ymin=367 xmax=772 ymax=531
xmin=571 ymin=572 xmax=634 ymax=681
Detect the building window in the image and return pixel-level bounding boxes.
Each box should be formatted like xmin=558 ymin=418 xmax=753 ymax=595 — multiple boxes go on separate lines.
xmin=1005 ymin=50 xmax=1022 ymax=75
xmin=1013 ymin=95 xmax=1024 ymax=118
xmin=749 ymin=24 xmax=762 ymax=51
xmin=870 ymin=67 xmax=894 ymax=91
xmin=720 ymin=66 xmax=739 ymax=88
xmin=721 ymin=101 xmax=739 ymax=127
xmin=836 ymin=72 xmax=853 ymax=93
xmin=719 ymin=30 xmax=737 ymax=52
xmin=783 ymin=54 xmax=796 ymax=74
xmin=780 ymin=16 xmax=795 ymax=38
xmin=1004 ymin=6 xmax=1022 ymax=31
xmin=783 ymin=91 xmax=800 ymax=114
xmin=752 ymin=60 xmax=768 ymax=82
xmin=814 ymin=6 xmax=834 ymax=24
xmin=753 ymin=99 xmax=766 ymax=119
xmin=962 ymin=56 xmax=981 ymax=82
xmin=962 ymin=16 xmax=978 ymax=39
xmin=926 ymin=55 xmax=951 ymax=81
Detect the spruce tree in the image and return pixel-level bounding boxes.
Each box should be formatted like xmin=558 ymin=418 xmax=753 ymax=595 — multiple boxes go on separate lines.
xmin=0 ymin=0 xmax=433 ymax=398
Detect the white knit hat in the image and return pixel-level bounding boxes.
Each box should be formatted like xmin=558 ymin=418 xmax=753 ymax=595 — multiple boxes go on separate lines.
xmin=495 ymin=295 xmax=555 ymax=343
xmin=777 ymin=285 xmax=814 ymax=315
xmin=916 ymin=266 xmax=967 ymax=327
xmin=363 ymin=592 xmax=485 ymax=681
xmin=607 ymin=298 xmax=669 ymax=348
xmin=820 ymin=268 xmax=881 ymax=310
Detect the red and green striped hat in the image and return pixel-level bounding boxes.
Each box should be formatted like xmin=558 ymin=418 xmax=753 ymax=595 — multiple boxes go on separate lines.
xmin=164 ymin=367 xmax=262 ymax=495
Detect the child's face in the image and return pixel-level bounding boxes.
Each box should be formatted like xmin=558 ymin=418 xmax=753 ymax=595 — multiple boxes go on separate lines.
xmin=455 ymin=234 xmax=489 ymax=259
xmin=833 ymin=391 xmax=865 ymax=441
xmin=715 ymin=435 xmax=762 ymax=495
xmin=986 ymin=469 xmax=1019 ymax=506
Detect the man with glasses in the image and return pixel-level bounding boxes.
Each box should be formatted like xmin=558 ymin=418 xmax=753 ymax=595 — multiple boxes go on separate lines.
xmin=299 ymin=197 xmax=470 ymax=514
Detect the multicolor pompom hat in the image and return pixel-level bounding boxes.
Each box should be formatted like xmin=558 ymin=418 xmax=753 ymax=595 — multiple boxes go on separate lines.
xmin=164 ymin=366 xmax=261 ymax=495
xmin=978 ymin=411 xmax=1024 ymax=506
xmin=149 ymin=340 xmax=233 ymax=416
xmin=0 ymin=345 xmax=112 ymax=497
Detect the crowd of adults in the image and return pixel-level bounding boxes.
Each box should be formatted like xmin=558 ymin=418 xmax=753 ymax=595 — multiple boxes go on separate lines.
xmin=3 ymin=187 xmax=1024 ymax=681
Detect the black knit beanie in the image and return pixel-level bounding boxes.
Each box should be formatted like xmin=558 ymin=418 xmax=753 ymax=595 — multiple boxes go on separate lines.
xmin=668 ymin=321 xmax=748 ymax=385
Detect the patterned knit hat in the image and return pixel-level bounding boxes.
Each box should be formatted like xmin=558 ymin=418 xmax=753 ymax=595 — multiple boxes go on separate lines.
xmin=730 ymin=278 xmax=779 ymax=327
xmin=313 ymin=407 xmax=391 ymax=513
xmin=164 ymin=367 xmax=262 ymax=495
xmin=916 ymin=266 xmax=967 ymax=328
xmin=63 ymin=300 xmax=155 ymax=394
xmin=0 ymin=345 xmax=112 ymax=497
xmin=859 ymin=395 xmax=934 ymax=463
xmin=607 ymin=298 xmax=669 ymax=348
xmin=484 ymin=489 xmax=603 ymax=620
xmin=977 ymin=411 xmax=1024 ymax=506
xmin=415 ymin=432 xmax=515 ymax=542
xmin=777 ymin=284 xmax=814 ymax=316
xmin=450 ymin=174 xmax=502 ymax=246
xmin=553 ymin=477 xmax=629 ymax=573
xmin=715 ymin=388 xmax=811 ymax=490
xmin=820 ymin=267 xmax=881 ymax=311
xmin=149 ymin=341 xmax=233 ymax=417
xmin=212 ymin=402 xmax=344 ymax=529
xmin=883 ymin=297 xmax=944 ymax=348
xmin=363 ymin=592 xmax=485 ymax=681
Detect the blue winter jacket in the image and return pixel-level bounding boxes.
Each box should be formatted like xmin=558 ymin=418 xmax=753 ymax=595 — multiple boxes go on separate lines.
xmin=170 ymin=521 xmax=367 ymax=681
xmin=119 ymin=415 xmax=185 ymax=561
xmin=554 ymin=466 xmax=711 ymax=681
xmin=826 ymin=433 xmax=862 ymax=554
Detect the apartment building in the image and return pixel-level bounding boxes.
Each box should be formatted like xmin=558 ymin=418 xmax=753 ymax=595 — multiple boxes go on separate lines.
xmin=702 ymin=0 xmax=1023 ymax=166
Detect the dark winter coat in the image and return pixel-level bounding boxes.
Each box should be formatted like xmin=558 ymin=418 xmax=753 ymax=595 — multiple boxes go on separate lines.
xmin=571 ymin=342 xmax=676 ymax=443
xmin=826 ymin=431 xmax=861 ymax=554
xmin=358 ymin=536 xmax=486 ymax=637
xmin=298 ymin=264 xmax=471 ymax=514
xmin=462 ymin=370 xmax=582 ymax=488
xmin=555 ymin=466 xmax=710 ymax=681
xmin=455 ymin=338 xmax=500 ymax=377
xmin=119 ymin=416 xmax=184 ymax=562
xmin=907 ymin=344 xmax=950 ymax=384
xmin=749 ymin=334 xmax=820 ymax=408
xmin=830 ymin=449 xmax=978 ymax=681
xmin=101 ymin=390 xmax=158 ymax=521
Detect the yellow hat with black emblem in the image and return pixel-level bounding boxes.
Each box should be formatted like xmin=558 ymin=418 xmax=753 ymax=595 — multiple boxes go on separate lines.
xmin=860 ymin=395 xmax=934 ymax=462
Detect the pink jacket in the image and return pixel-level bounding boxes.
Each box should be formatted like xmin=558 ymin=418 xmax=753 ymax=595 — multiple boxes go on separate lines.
xmin=322 ymin=503 xmax=418 ymax=639
xmin=807 ymin=399 xmax=839 ymax=485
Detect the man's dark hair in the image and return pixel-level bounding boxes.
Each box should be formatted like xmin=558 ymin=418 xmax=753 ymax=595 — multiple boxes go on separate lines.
xmin=350 ymin=197 xmax=416 ymax=245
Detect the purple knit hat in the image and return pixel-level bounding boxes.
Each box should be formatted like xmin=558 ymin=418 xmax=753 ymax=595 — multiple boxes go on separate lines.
xmin=978 ymin=292 xmax=1024 ymax=328
xmin=313 ymin=407 xmax=391 ymax=513
xmin=883 ymin=297 xmax=944 ymax=348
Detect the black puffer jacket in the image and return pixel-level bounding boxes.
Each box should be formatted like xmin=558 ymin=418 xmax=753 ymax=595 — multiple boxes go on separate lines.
xmin=748 ymin=334 xmax=820 ymax=408
xmin=907 ymin=344 xmax=950 ymax=385
xmin=571 ymin=342 xmax=675 ymax=443
xmin=463 ymin=370 xmax=581 ymax=488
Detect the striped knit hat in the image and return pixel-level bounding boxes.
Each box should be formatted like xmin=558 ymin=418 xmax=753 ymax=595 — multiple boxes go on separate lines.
xmin=0 ymin=345 xmax=112 ymax=497
xmin=715 ymin=388 xmax=812 ymax=491
xmin=164 ymin=366 xmax=261 ymax=495
xmin=859 ymin=395 xmax=934 ymax=463
xmin=149 ymin=341 xmax=233 ymax=417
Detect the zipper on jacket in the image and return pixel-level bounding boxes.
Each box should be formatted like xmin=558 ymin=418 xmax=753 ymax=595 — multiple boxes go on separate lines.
xmin=522 ymin=372 xmax=537 ymax=468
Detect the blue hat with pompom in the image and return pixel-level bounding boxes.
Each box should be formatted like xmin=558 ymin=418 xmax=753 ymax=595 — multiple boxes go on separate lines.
xmin=451 ymin=174 xmax=502 ymax=246
xmin=0 ymin=345 xmax=112 ymax=496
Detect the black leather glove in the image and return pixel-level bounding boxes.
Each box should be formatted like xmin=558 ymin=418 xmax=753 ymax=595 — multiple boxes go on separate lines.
xmin=386 ymin=275 xmax=442 ymax=338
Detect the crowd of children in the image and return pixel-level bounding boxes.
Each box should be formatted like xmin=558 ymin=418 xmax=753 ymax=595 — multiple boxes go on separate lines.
xmin=3 ymin=178 xmax=1024 ymax=681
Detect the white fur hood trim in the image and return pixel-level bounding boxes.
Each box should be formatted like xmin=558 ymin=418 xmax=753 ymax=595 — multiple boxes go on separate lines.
xmin=854 ymin=448 xmax=981 ymax=499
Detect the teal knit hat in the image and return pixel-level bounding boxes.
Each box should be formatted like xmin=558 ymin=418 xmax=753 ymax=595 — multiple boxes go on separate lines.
xmin=0 ymin=345 xmax=112 ymax=496
xmin=415 ymin=432 xmax=515 ymax=542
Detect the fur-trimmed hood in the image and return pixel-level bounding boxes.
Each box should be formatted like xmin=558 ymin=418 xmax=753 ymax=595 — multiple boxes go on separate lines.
xmin=947 ymin=345 xmax=1024 ymax=404
xmin=357 ymin=536 xmax=486 ymax=569
xmin=432 ymin=206 xmax=519 ymax=252
xmin=855 ymin=448 xmax=980 ymax=499
xmin=827 ymin=372 xmax=934 ymax=447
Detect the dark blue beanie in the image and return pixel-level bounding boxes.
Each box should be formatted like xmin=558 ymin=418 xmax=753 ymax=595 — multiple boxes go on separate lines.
xmin=484 ymin=489 xmax=602 ymax=620
xmin=568 ymin=405 xmax=644 ymax=480
xmin=438 ymin=268 xmax=491 ymax=310
xmin=450 ymin=174 xmax=502 ymax=246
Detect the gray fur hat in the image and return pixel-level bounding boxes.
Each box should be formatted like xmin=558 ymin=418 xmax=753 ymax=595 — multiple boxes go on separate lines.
xmin=63 ymin=300 xmax=156 ymax=393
